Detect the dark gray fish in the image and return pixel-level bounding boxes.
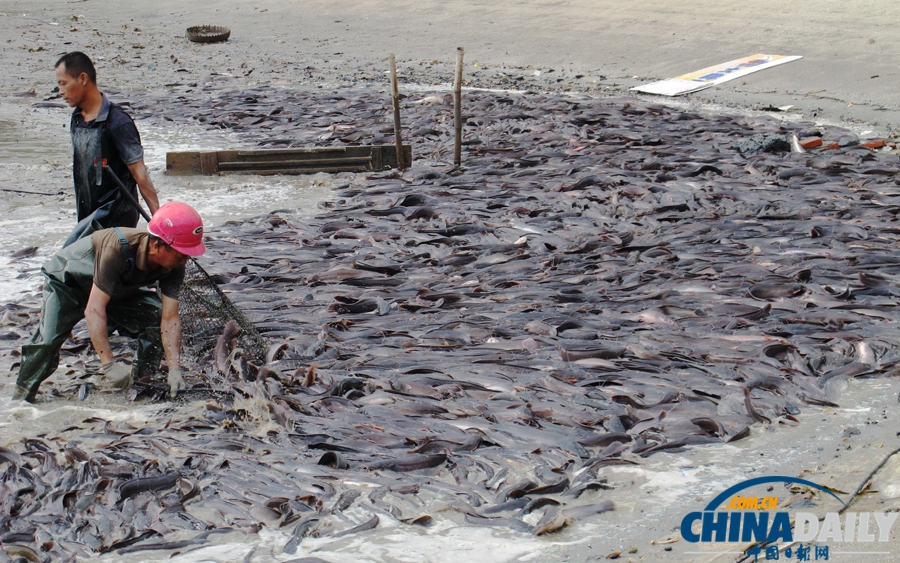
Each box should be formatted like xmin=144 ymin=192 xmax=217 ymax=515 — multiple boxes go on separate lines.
xmin=465 ymin=514 xmax=533 ymax=534
xmin=518 ymin=497 xmax=561 ymax=515
xmin=399 ymin=515 xmax=435 ymax=526
xmin=4 ymin=544 xmax=44 ymax=563
xmin=365 ymin=455 xmax=448 ymax=472
xmin=577 ymin=433 xmax=633 ymax=448
xmin=816 ymin=362 xmax=873 ymax=387
xmin=748 ymin=283 xmax=805 ymax=300
xmin=10 ymin=246 xmax=38 ymax=259
xmin=557 ymin=345 xmax=625 ymax=361
xmin=690 ymin=417 xmax=725 ymax=437
xmin=329 ymin=490 xmax=360 ymax=513
xmin=119 ymin=473 xmax=179 ymax=501
xmin=284 ymin=518 xmax=320 ymax=554
xmin=330 ymin=514 xmax=378 ymax=538
xmin=215 ymin=320 xmax=240 ymax=375
xmin=116 ymin=539 xmax=199 ymax=555
xmin=481 ymin=498 xmax=530 ymax=514
xmin=0 ymin=446 xmax=23 ymax=466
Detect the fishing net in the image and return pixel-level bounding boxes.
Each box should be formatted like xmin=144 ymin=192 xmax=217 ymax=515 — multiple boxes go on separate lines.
xmin=177 ymin=258 xmax=267 ymax=386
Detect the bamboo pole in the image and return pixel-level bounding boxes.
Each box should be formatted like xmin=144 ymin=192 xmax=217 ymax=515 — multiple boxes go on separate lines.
xmin=453 ymin=47 xmax=464 ymax=166
xmin=389 ymin=54 xmax=405 ymax=170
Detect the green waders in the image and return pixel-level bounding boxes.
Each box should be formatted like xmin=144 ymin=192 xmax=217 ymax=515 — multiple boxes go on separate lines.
xmin=14 ymin=235 xmax=163 ymax=402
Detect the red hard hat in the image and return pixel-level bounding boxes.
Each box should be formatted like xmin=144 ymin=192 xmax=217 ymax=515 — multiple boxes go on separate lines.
xmin=148 ymin=201 xmax=206 ymax=256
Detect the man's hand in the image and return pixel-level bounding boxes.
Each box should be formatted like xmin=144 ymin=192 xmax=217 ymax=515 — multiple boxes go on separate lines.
xmin=167 ymin=367 xmax=185 ymax=398
xmin=100 ymin=361 xmax=133 ymax=390
xmin=160 ymin=294 xmax=184 ymax=399
xmin=85 ymin=284 xmax=114 ymax=364
xmin=127 ymin=159 xmax=160 ymax=214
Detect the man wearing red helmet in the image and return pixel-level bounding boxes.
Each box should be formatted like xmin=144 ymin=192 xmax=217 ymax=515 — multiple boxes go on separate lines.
xmin=12 ymin=202 xmax=205 ymax=403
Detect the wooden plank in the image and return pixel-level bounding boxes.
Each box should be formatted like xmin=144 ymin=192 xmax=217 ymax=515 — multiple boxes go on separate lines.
xmin=382 ymin=145 xmax=412 ymax=170
xmin=236 ymin=147 xmax=348 ymax=156
xmin=218 ymin=157 xmax=372 ymax=170
xmin=213 ymin=150 xmax=243 ymax=164
xmin=224 ymin=147 xmax=367 ymax=162
xmin=370 ymin=145 xmax=411 ymax=170
xmin=166 ymin=144 xmax=411 ymax=176
xmin=371 ymin=145 xmax=383 ymax=171
xmin=199 ymin=152 xmax=218 ymax=175
xmin=166 ymin=151 xmax=201 ymax=175
xmin=219 ymin=166 xmax=368 ymax=176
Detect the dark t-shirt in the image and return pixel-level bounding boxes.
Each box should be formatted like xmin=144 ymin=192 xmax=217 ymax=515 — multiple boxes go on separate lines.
xmin=71 ymin=93 xmax=144 ymax=222
xmin=92 ymin=228 xmax=184 ymax=301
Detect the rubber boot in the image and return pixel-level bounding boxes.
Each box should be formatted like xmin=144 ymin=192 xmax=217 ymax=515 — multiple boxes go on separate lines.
xmin=16 ymin=237 xmax=95 ymax=399
xmin=11 ymin=385 xmax=33 ymax=403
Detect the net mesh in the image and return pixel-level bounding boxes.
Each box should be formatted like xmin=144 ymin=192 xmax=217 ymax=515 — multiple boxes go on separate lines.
xmin=177 ymin=259 xmax=267 ymax=387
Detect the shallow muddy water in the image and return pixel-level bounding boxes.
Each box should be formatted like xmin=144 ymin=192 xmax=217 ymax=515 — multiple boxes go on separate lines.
xmin=0 ymin=99 xmax=341 ymax=304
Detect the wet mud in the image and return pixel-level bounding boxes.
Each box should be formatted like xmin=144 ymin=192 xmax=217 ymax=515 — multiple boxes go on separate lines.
xmin=2 ymin=85 xmax=900 ymax=562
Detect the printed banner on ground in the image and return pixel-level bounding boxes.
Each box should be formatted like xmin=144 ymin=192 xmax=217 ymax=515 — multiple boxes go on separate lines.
xmin=631 ymin=54 xmax=803 ymax=96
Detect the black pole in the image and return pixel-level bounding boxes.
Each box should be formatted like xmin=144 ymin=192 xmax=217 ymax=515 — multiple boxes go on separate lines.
xmin=102 ymin=163 xmax=151 ymax=222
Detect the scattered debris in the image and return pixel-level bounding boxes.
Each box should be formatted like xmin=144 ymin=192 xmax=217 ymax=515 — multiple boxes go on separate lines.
xmin=732 ymin=133 xmax=791 ymax=154
xmin=186 ymin=25 xmax=231 ymax=43
xmin=800 ymin=137 xmax=823 ymax=149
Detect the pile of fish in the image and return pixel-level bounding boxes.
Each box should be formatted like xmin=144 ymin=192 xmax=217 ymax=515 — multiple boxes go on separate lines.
xmin=3 ymin=88 xmax=900 ymax=561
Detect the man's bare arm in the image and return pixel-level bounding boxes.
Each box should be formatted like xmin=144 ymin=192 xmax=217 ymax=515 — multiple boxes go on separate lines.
xmin=85 ymin=284 xmax=114 ymax=364
xmin=126 ymin=159 xmax=160 ymax=215
xmin=160 ymin=294 xmax=181 ymax=371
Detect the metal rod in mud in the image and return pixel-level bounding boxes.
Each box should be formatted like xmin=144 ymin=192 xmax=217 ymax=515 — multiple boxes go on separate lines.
xmin=454 ymin=47 xmax=464 ymax=166
xmin=0 ymin=187 xmax=58 ymax=196
xmin=389 ymin=54 xmax=405 ymax=170
xmin=102 ymin=163 xmax=151 ymax=222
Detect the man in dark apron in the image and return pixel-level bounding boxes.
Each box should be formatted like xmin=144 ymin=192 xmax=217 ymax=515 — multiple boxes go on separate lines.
xmin=13 ymin=202 xmax=206 ymax=403
xmin=55 ymin=52 xmax=161 ymax=246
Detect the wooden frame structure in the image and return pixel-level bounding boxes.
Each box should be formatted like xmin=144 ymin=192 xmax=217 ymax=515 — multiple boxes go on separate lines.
xmin=166 ymin=145 xmax=411 ymax=176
